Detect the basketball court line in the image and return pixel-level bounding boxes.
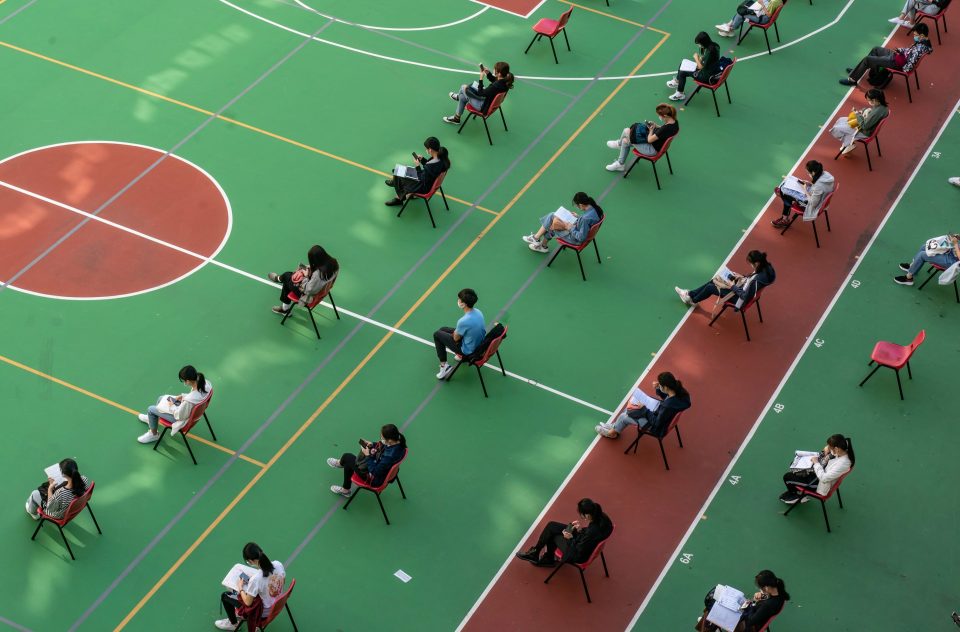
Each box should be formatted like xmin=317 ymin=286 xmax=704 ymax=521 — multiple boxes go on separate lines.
xmin=0 ymin=0 xmax=36 ymax=26
xmin=0 ymin=353 xmax=268 ymax=468
xmin=0 ymin=41 xmax=500 ymax=217
xmin=293 ymin=0 xmax=490 ymax=31
xmin=0 ymin=614 xmax=32 ymax=632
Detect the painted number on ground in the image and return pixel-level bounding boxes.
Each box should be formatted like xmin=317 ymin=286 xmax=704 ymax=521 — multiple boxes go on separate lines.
xmin=679 ymin=553 xmax=693 ymax=564
xmin=850 ymin=280 xmax=861 ymax=288
xmin=814 ymin=338 xmax=825 ymax=348
xmin=932 ymin=151 xmax=941 ymax=159
xmin=773 ymin=404 xmax=785 ymax=414
xmin=728 ymin=475 xmax=741 ymax=486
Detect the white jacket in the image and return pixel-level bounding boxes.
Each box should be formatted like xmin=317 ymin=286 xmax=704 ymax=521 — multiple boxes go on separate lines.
xmin=813 ymin=453 xmax=851 ymax=495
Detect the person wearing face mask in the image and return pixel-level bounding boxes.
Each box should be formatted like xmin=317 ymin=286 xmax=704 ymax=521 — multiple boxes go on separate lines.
xmin=596 ymin=372 xmax=691 ymax=439
xmin=839 ymin=23 xmax=932 ymax=86
xmin=773 ymin=160 xmax=836 ymax=228
xmin=696 ymin=570 xmax=790 ymax=632
xmin=604 ymin=103 xmax=679 ymax=172
xmin=829 ymin=89 xmax=889 ymax=155
xmin=384 ymin=136 xmax=451 ymax=207
xmin=515 ymin=498 xmax=613 ymax=567
xmin=522 ymin=191 xmax=604 ymax=253
xmin=327 ymin=423 xmax=407 ymax=497
xmin=432 ymin=288 xmax=486 ymax=380
xmin=779 ymin=434 xmax=854 ymax=505
xmin=675 ymin=250 xmax=776 ymax=309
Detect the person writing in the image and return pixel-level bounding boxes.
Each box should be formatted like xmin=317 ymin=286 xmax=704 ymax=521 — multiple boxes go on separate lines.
xmin=696 ymin=570 xmax=789 ymax=631
xmin=443 ymin=61 xmax=514 ymax=125
xmin=522 ymin=191 xmax=604 ymax=253
xmin=894 ymin=232 xmax=960 ymax=285
xmin=25 ymin=458 xmax=89 ymax=520
xmin=675 ymin=250 xmax=775 ymax=308
xmin=215 ymin=542 xmax=286 ymax=631
xmin=432 ymin=288 xmax=486 ymax=380
xmin=839 ymin=23 xmax=932 ymax=86
xmin=604 ymin=104 xmax=679 ymax=172
xmin=666 ymin=32 xmax=721 ymax=101
xmin=383 ymin=136 xmax=451 ymax=207
xmin=829 ymin=89 xmax=888 ymax=155
xmin=135 ymin=365 xmax=212 ymax=444
xmin=773 ymin=160 xmax=835 ymax=228
xmin=596 ymin=372 xmax=691 ymax=439
xmin=515 ymin=498 xmax=613 ymax=567
xmin=780 ymin=434 xmax=854 ymax=504
xmin=267 ymin=245 xmax=339 ymax=315
xmin=327 ymin=423 xmax=407 ymax=497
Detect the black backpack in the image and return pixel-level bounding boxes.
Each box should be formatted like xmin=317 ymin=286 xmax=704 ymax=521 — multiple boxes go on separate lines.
xmin=467 ymin=322 xmax=506 ymax=362
xmin=867 ymin=67 xmax=893 ymax=88
xmin=708 ymin=56 xmax=734 ymax=84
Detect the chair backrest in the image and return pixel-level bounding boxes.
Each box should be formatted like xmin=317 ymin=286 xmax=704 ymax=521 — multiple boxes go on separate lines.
xmin=863 ymin=112 xmax=889 ymax=142
xmin=653 ymin=132 xmax=678 ymax=159
xmin=573 ymin=522 xmax=615 ymax=569
xmin=356 ymin=448 xmax=409 ymax=492
xmin=816 ymin=181 xmax=839 ymax=217
xmin=470 ymin=323 xmax=508 ymax=367
xmin=556 ymin=6 xmax=574 ymax=30
xmin=756 ymin=600 xmax=785 ymax=632
xmin=739 ymin=284 xmax=766 ymax=313
xmin=303 ymin=273 xmax=339 ymax=309
xmin=57 ymin=480 xmax=95 ymax=526
xmin=660 ymin=409 xmax=685 ymax=438
xmin=484 ymin=90 xmax=507 ymax=117
xmin=908 ymin=329 xmax=926 ymax=354
xmin=260 ymin=578 xmax=295 ymax=629
xmin=181 ymin=390 xmax=213 ymax=434
xmin=705 ymin=59 xmax=735 ymax=87
xmin=767 ymin=1 xmax=786 ymax=22
xmin=417 ymin=169 xmax=447 ymax=200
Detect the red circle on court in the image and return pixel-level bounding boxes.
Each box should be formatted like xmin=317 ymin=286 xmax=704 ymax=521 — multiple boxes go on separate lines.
xmin=0 ymin=141 xmax=231 ymax=299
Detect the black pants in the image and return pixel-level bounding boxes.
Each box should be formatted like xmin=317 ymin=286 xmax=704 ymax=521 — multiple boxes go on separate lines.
xmin=279 ymin=271 xmax=301 ymax=306
xmin=849 ymin=46 xmax=898 ymax=80
xmin=221 ymin=591 xmax=241 ymax=624
xmin=782 ymin=470 xmax=818 ymax=496
xmin=339 ymin=452 xmax=369 ymax=489
xmin=689 ymin=281 xmax=732 ymax=304
xmin=675 ymin=68 xmax=696 ymax=92
xmin=433 ymin=326 xmax=463 ymax=362
xmin=391 ymin=176 xmax=421 ymax=199
xmin=531 ymin=521 xmax=571 ymax=561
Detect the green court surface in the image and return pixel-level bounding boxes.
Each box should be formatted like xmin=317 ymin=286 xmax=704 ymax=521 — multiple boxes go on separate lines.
xmin=0 ymin=0 xmax=955 ymax=630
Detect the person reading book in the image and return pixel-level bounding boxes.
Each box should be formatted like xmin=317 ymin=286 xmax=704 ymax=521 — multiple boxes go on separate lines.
xmin=604 ymin=103 xmax=679 ymax=172
xmin=135 ymin=365 xmax=212 ymax=444
xmin=773 ymin=160 xmax=835 ymax=228
xmin=779 ymin=434 xmax=854 ymax=504
xmin=216 ymin=542 xmax=286 ymax=631
xmin=327 ymin=423 xmax=407 ymax=497
xmin=715 ymin=0 xmax=783 ymax=37
xmin=267 ymin=244 xmax=339 ymax=315
xmin=515 ymin=498 xmax=612 ymax=567
xmin=894 ymin=232 xmax=960 ymax=286
xmin=596 ymin=372 xmax=691 ymax=439
xmin=383 ymin=136 xmax=450 ymax=207
xmin=675 ymin=250 xmax=775 ymax=309
xmin=696 ymin=570 xmax=789 ymax=632
xmin=829 ymin=89 xmax=888 ymax=155
xmin=666 ymin=32 xmax=720 ymax=101
xmin=839 ymin=23 xmax=931 ymax=86
xmin=24 ymin=458 xmax=89 ymax=520
xmin=522 ymin=191 xmax=604 ymax=253
xmin=443 ymin=61 xmax=514 ymax=125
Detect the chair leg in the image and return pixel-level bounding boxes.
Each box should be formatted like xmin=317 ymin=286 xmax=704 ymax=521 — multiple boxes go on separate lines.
xmin=445 ymin=360 xmax=465 ymax=381
xmin=397 ymin=197 xmax=410 ymax=218
xmin=779 ymin=212 xmax=799 ymax=235
xmin=600 ymin=551 xmax=609 ymax=577
xmin=682 ymin=85 xmax=701 ymax=106
xmin=562 ymin=28 xmax=570 ymax=51
xmin=811 ymin=219 xmax=821 ymax=248
xmin=651 ymin=161 xmax=661 ymax=190
xmin=875 ymin=133 xmax=882 ymax=157
xmin=623 ymin=427 xmax=642 ymax=455
xmin=724 ymin=80 xmax=731 ymax=104
xmin=623 ymin=155 xmax=642 ymax=178
xmin=737 ymin=23 xmax=748 ymax=44
xmin=864 ymin=143 xmax=873 ymax=171
xmin=710 ymin=88 xmax=720 ymax=117
xmin=543 ymin=562 xmax=564 ymax=584
xmin=954 ymin=280 xmax=960 ymax=303
xmin=280 ymin=303 xmax=295 ymax=326
xmin=524 ymin=33 xmax=539 ymax=54
xmin=904 ymin=74 xmax=912 ymax=103
xmin=547 ymin=245 xmax=566 ymax=268
xmin=741 ymin=309 xmax=751 ymax=342
xmin=895 ymin=368 xmax=904 ymax=400
xmin=496 ymin=350 xmax=506 ymax=376
xmin=918 ymin=265 xmax=938 ymax=290
xmin=395 ymin=475 xmax=407 ymax=499
xmin=58 ymin=524 xmax=76 ymax=560
xmin=675 ymin=425 xmax=683 ymax=448
xmin=375 ymin=492 xmax=390 ymax=525
xmin=755 ymin=299 xmax=763 ymax=323
xmin=906 ymin=360 xmax=912 ymax=380
xmin=914 ymin=67 xmax=920 ymax=90
xmin=575 ymin=251 xmax=586 ymax=281
xmin=476 ymin=365 xmax=489 ymax=398
xmin=342 ymin=488 xmax=360 ymax=510
xmin=439 ymin=187 xmax=449 ymax=211
xmin=549 ymin=36 xmax=558 ymax=64
xmin=593 ymin=238 xmax=601 ymax=264
xmin=306 ymin=307 xmax=321 ymax=339
xmin=579 ymin=568 xmax=592 ymax=603
xmin=456 ymin=112 xmax=473 ymax=135
xmin=763 ymin=29 xmax=772 ymax=55
xmin=425 ymin=198 xmax=437 ymax=229
xmin=328 ymin=291 xmax=341 ymax=319
xmin=665 ymin=152 xmax=673 ymax=174
xmin=824 ymin=209 xmax=831 ymax=232
xmin=31 ymin=519 xmax=44 ymax=541
xmin=286 ymin=604 xmax=299 ymax=632
xmin=821 ymin=500 xmax=832 ymax=533
xmin=782 ymin=495 xmax=801 ymax=516
xmin=658 ymin=437 xmax=670 ymax=470
xmin=181 ymin=432 xmax=198 ymax=465
xmin=858 ymin=364 xmax=881 ymax=387
xmin=773 ymin=20 xmax=780 ymax=42
xmin=499 ymin=107 xmax=508 ymax=131
xmin=87 ymin=504 xmax=102 ymax=534
xmin=204 ymin=412 xmax=217 ymax=441
xmin=708 ymin=303 xmax=729 ymax=327
xmin=152 ymin=426 xmax=169 ymax=452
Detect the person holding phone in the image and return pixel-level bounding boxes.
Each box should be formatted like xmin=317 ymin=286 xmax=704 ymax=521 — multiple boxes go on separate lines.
xmin=443 ymin=61 xmax=514 ymax=125
xmin=24 ymin=458 xmax=88 ymax=520
xmin=666 ymin=32 xmax=720 ymax=102
xmin=267 ymin=244 xmax=339 ymax=314
xmin=894 ymin=232 xmax=960 ymax=285
xmin=135 ymin=365 xmax=211 ymax=444
xmin=829 ymin=89 xmax=888 ymax=155
xmin=779 ymin=434 xmax=854 ymax=505
xmin=383 ymin=136 xmax=450 ymax=207
xmin=675 ymin=250 xmax=775 ymax=308
xmin=216 ymin=542 xmax=286 ymax=631
xmin=515 ymin=498 xmax=612 ymax=567
xmin=772 ymin=159 xmax=835 ymax=228
xmin=696 ymin=570 xmax=789 ymax=632
xmin=596 ymin=372 xmax=691 ymax=439
xmin=522 ymin=191 xmax=604 ymax=253
xmin=604 ymin=103 xmax=679 ymax=172
xmin=327 ymin=423 xmax=407 ymax=497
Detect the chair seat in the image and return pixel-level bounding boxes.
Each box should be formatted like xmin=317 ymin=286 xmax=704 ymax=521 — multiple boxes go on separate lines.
xmin=555 ymin=237 xmax=588 ymax=251
xmin=533 ymin=18 xmax=559 ymax=34
xmin=465 ymin=103 xmax=486 ymax=116
xmin=790 ymin=484 xmax=828 ymax=500
xmin=870 ymin=341 xmax=912 ymax=368
xmin=349 ymin=471 xmax=385 ymax=492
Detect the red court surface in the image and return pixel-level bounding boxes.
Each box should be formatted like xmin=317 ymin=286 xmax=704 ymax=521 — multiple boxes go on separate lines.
xmin=473 ymin=0 xmax=547 ymax=19
xmin=0 ymin=142 xmax=230 ymax=299
xmin=461 ymin=26 xmax=960 ymax=631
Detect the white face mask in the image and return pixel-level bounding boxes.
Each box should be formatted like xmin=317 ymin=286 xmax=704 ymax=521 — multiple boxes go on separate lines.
xmin=457 ymin=300 xmax=464 ymax=309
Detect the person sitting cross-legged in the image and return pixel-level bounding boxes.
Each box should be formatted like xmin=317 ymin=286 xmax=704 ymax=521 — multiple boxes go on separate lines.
xmin=894 ymin=232 xmax=960 ymax=285
xmin=595 ymin=372 xmax=691 ymax=440
xmin=515 ymin=498 xmax=613 ymax=567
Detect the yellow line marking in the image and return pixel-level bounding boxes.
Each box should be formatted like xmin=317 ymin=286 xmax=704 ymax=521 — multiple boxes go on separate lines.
xmin=558 ymin=0 xmax=671 ymax=35
xmin=0 ymin=354 xmax=267 ymax=469
xmin=0 ymin=41 xmax=498 ymax=217
xmin=113 ymin=36 xmax=668 ymax=630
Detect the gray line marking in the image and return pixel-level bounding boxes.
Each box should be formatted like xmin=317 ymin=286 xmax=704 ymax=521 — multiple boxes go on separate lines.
xmin=0 ymin=0 xmax=38 ymax=26
xmin=0 ymin=614 xmax=34 ymax=632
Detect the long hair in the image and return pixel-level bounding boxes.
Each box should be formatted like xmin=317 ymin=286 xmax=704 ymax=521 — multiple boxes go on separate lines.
xmin=805 ymin=160 xmax=824 ymax=184
xmin=307 ymin=245 xmax=339 ymax=280
xmin=576 ymin=498 xmax=611 ymax=529
xmin=865 ymin=88 xmax=887 ymax=107
xmin=424 ymin=136 xmax=451 ymax=172
xmin=827 ymin=434 xmax=855 ymax=466
xmin=657 ymin=371 xmax=688 ymax=399
xmin=746 ymin=250 xmax=771 ymax=274
xmin=655 ymin=103 xmax=677 ymax=120
xmin=243 ymin=542 xmax=275 ymax=578
xmin=179 ymin=365 xmax=208 ymax=395
xmin=694 ymin=31 xmax=716 ymax=50
xmin=381 ymin=423 xmax=407 ymax=449
xmin=572 ymin=191 xmax=603 ymax=220
xmin=755 ymin=570 xmax=790 ymax=601
xmin=59 ymin=458 xmax=86 ymax=496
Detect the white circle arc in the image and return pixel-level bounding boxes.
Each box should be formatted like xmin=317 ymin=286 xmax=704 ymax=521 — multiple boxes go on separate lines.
xmin=292 ymin=0 xmax=489 ymax=31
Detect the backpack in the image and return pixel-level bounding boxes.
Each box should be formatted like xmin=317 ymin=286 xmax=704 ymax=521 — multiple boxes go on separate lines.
xmin=867 ymin=67 xmax=893 ymax=88
xmin=708 ymin=56 xmax=734 ymax=83
xmin=466 ymin=322 xmax=506 ymax=362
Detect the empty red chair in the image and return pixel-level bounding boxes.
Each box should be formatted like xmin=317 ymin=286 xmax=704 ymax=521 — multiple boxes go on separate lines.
xmin=547 ymin=217 xmax=604 ymax=281
xmin=280 ymin=276 xmax=341 ymax=339
xmin=342 ymin=449 xmax=408 ymax=525
xmin=445 ymin=323 xmax=508 ymax=397
xmin=888 ymin=52 xmax=927 ymax=103
xmin=737 ymin=2 xmax=787 ymax=55
xmin=916 ymin=261 xmax=960 ymax=303
xmin=31 ymin=480 xmax=102 ymax=560
xmin=858 ymin=330 xmax=925 ymax=400
xmin=258 ymin=578 xmax=298 ymax=631
xmin=708 ymin=285 xmax=768 ymax=342
xmin=457 ymin=91 xmax=509 ymax=146
xmin=543 ymin=524 xmax=614 ymax=603
xmin=623 ymin=410 xmax=686 ymax=470
xmin=684 ymin=59 xmax=736 ymax=117
xmin=397 ymin=170 xmax=450 ymax=228
xmin=834 ymin=112 xmax=888 ymax=171
xmin=152 ymin=391 xmax=217 ymax=465
xmin=623 ymin=134 xmax=678 ymax=189
xmin=525 ymin=7 xmax=573 ymax=64
xmin=783 ymin=466 xmax=854 ymax=533
xmin=916 ymin=2 xmax=950 ymax=44
xmin=773 ymin=181 xmax=838 ymax=248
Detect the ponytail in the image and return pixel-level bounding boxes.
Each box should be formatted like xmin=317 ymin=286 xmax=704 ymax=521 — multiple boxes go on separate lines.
xmin=424 ymin=136 xmax=451 ymax=172
xmin=827 ymin=434 xmax=855 ymax=466
xmin=657 ymin=371 xmax=688 ymax=399
xmin=60 ymin=458 xmax=86 ymax=496
xmin=805 ymin=159 xmax=824 ymax=184
xmin=755 ymin=570 xmax=790 ymax=601
xmin=178 ymin=365 xmax=207 ymax=394
xmin=243 ymin=542 xmax=275 ymax=578
xmin=746 ymin=249 xmax=770 ymax=272
xmin=494 ymin=61 xmax=514 ymax=90
xmin=572 ymin=191 xmax=603 ymax=219
xmin=576 ymin=498 xmax=609 ymax=528
xmin=381 ymin=423 xmax=407 ymax=449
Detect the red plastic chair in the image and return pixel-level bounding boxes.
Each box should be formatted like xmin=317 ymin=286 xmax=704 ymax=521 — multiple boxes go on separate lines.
xmin=834 ymin=114 xmax=888 ymax=171
xmin=458 ymin=91 xmax=508 ymax=146
xmin=737 ymin=1 xmax=787 ymax=54
xmin=397 ymin=169 xmax=450 ymax=228
xmin=525 ymin=7 xmax=574 ymax=64
xmin=543 ymin=524 xmax=614 ymax=603
xmin=708 ymin=285 xmax=767 ymax=342
xmin=547 ymin=216 xmax=604 ymax=281
xmin=916 ymin=2 xmax=950 ymax=45
xmin=684 ymin=60 xmax=736 ymax=117
xmin=31 ymin=480 xmax=102 ymax=560
xmin=756 ymin=601 xmax=786 ymax=631
xmin=623 ymin=133 xmax=677 ymax=189
xmin=858 ymin=330 xmax=925 ymax=400
xmin=774 ymin=181 xmax=838 ymax=248
xmin=280 ymin=275 xmax=341 ymax=339
xmin=153 ymin=391 xmax=217 ymax=465
xmin=623 ymin=410 xmax=686 ymax=470
xmin=445 ymin=323 xmax=507 ymax=397
xmin=916 ymin=261 xmax=960 ymax=303
xmin=888 ymin=50 xmax=928 ymax=103
xmin=784 ymin=466 xmax=854 ymax=533
xmin=258 ymin=578 xmax=298 ymax=631
xmin=342 ymin=449 xmax=408 ymax=525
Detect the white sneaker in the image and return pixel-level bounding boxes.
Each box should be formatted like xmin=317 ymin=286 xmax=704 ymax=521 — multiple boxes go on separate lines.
xmin=528 ymin=242 xmax=549 ymax=253
xmin=668 ymin=91 xmax=685 ymax=101
xmin=214 ymin=619 xmax=239 ymax=631
xmin=948 ymin=177 xmax=960 ymax=187
xmin=330 ymin=485 xmax=352 ymax=497
xmin=137 ymin=431 xmax=160 ymax=444
xmin=606 ymin=140 xmax=620 ymax=149
xmin=605 ymin=161 xmax=625 ymax=172
xmin=900 ymin=19 xmax=914 ymax=27
xmin=522 ymin=233 xmax=539 ymax=244
xmin=25 ymin=502 xmax=39 ymax=520
xmin=666 ymin=78 xmax=679 ymax=89
xmin=841 ymin=143 xmax=857 ymax=155
xmin=327 ymin=457 xmax=343 ymax=468
xmin=714 ymin=22 xmax=729 ymax=30
xmin=170 ymin=419 xmax=186 ymax=435
xmin=595 ymin=424 xmax=617 ymax=438
xmin=138 ymin=413 xmax=149 ymax=424
xmin=717 ymin=28 xmax=735 ymax=37
xmin=436 ymin=363 xmax=455 ymax=379
xmin=888 ymin=16 xmax=902 ymax=23
xmin=675 ymin=287 xmax=693 ymax=306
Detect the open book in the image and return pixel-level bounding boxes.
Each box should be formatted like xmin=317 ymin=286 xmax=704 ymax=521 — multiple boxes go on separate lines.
xmin=222 ymin=563 xmax=259 ymax=590
xmin=707 ymin=584 xmax=747 ymax=631
xmin=679 ymin=58 xmax=697 ymax=73
xmin=553 ymin=206 xmax=577 ymax=224
xmin=790 ymin=450 xmax=819 ymax=470
xmin=44 ymin=463 xmax=66 ymax=485
xmin=393 ymin=165 xmax=418 ymax=181
xmin=712 ymin=265 xmax=738 ymax=287
xmin=749 ymin=1 xmax=764 ymax=14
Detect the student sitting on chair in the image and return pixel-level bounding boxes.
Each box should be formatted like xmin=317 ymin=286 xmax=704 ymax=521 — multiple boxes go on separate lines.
xmin=696 ymin=570 xmax=789 ymax=632
xmin=666 ymin=32 xmax=721 ymax=101
xmin=135 ymin=365 xmax=212 ymax=444
xmin=596 ymin=372 xmax=691 ymax=439
xmin=780 ymin=434 xmax=854 ymax=505
xmin=829 ymin=89 xmax=888 ymax=155
xmin=515 ymin=498 xmax=612 ymax=567
xmin=433 ymin=288 xmax=486 ymax=379
xmin=604 ymin=104 xmax=679 ymax=172
xmin=267 ymin=244 xmax=339 ymax=315
xmin=839 ymin=23 xmax=931 ymax=86
xmin=894 ymin=232 xmax=960 ymax=285
xmin=383 ymin=136 xmax=450 ymax=207
xmin=443 ymin=61 xmax=514 ymax=125
xmin=715 ymin=0 xmax=783 ymax=38
xmin=522 ymin=191 xmax=604 ymax=253
xmin=773 ymin=160 xmax=835 ymax=228
xmin=25 ymin=458 xmax=89 ymax=521
xmin=327 ymin=423 xmax=407 ymax=497
xmin=675 ymin=250 xmax=775 ymax=308
xmin=216 ymin=542 xmax=286 ymax=631
xmin=889 ymin=0 xmax=944 ymax=28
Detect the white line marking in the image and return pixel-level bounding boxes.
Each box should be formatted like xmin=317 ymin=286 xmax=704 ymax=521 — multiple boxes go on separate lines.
xmin=0 ymin=177 xmax=612 ymax=417
xmin=470 ymin=0 xmax=547 ymax=19
xmin=292 ymin=0 xmax=490 ymax=31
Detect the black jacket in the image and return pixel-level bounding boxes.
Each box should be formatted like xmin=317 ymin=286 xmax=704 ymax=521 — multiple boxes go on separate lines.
xmin=563 ymin=514 xmax=613 ymax=563
xmin=628 ymin=387 xmax=692 ymax=437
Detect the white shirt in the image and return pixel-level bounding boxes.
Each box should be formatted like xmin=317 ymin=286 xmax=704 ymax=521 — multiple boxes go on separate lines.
xmin=813 ymin=454 xmax=851 ymax=495
xmin=173 ymin=381 xmax=213 ymax=422
xmin=246 ymin=561 xmax=285 ymax=612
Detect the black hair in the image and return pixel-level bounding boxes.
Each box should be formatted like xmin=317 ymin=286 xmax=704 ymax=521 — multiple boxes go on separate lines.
xmin=424 ymin=136 xmax=451 ymax=172
xmin=307 ymin=244 xmax=340 ymax=280
xmin=805 ymin=160 xmax=824 ymax=183
xmin=59 ymin=458 xmax=86 ymax=496
xmin=864 ymin=88 xmax=887 ymax=107
xmin=494 ymin=61 xmax=515 ymax=90
xmin=755 ymin=570 xmax=790 ymax=601
xmin=827 ymin=434 xmax=855 ymax=467
xmin=746 ymin=250 xmax=771 ymax=273
xmin=458 ymin=288 xmax=478 ymax=308
xmin=179 ymin=365 xmax=208 ymax=395
xmin=657 ymin=372 xmax=689 ymax=399
xmin=381 ymin=423 xmax=407 ymax=449
xmin=694 ymin=31 xmax=716 ymax=49
xmin=243 ymin=542 xmax=275 ymax=577
xmin=576 ymin=498 xmax=611 ymax=529
xmin=910 ymin=22 xmax=929 ymax=36
xmin=572 ymin=191 xmax=604 ymax=220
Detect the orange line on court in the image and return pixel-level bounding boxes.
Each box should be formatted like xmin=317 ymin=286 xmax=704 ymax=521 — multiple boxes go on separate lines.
xmin=0 ymin=354 xmax=267 ymax=468
xmin=111 ymin=34 xmax=669 ymax=630
xmin=558 ymin=0 xmax=671 ymax=35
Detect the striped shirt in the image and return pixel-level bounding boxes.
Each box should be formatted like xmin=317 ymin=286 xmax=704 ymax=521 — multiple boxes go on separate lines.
xmin=44 ymin=475 xmax=90 ymax=519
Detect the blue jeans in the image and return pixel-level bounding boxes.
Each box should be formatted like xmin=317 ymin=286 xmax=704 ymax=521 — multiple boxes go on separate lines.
xmin=147 ymin=404 xmax=175 ymax=432
xmin=456 ymin=85 xmax=485 ymax=117
xmin=731 ymin=12 xmax=769 ymax=28
xmin=908 ymin=248 xmax=959 ymax=277
xmin=611 ymin=411 xmax=651 ymax=433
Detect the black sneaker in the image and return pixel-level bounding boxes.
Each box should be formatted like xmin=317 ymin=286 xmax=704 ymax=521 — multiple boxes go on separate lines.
xmin=780 ymin=494 xmax=800 ymax=505
xmin=839 ymin=78 xmax=857 ymax=86
xmin=845 ymin=67 xmax=854 ymax=73
xmin=535 ymin=558 xmax=558 ymax=567
xmin=894 ymin=275 xmax=914 ymax=286
xmin=384 ymin=178 xmax=395 ymax=187
xmin=515 ymin=549 xmax=539 ymax=563
xmin=899 ymin=262 xmax=911 ymax=272
xmin=385 ymin=198 xmax=402 ymax=207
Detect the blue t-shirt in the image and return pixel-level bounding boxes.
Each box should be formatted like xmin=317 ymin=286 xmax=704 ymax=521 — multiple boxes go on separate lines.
xmin=455 ymin=308 xmax=486 ymax=356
